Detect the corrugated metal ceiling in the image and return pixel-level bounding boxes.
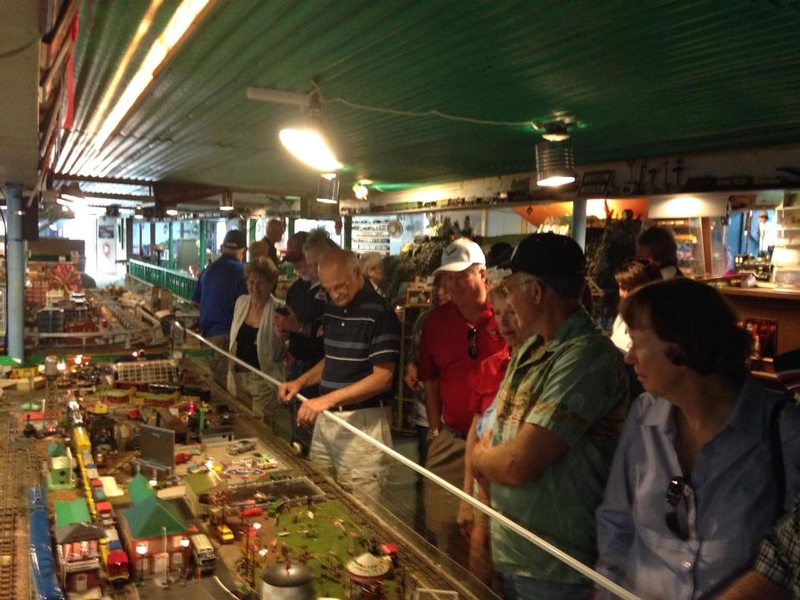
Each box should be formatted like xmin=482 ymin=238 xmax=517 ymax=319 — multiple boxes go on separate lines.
xmin=53 ymin=0 xmax=800 ymax=206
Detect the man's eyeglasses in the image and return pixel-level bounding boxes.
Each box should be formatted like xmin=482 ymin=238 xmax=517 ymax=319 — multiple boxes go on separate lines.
xmin=501 ymin=277 xmax=533 ymax=295
xmin=467 ymin=326 xmax=478 ymax=359
xmin=665 ymin=476 xmax=690 ymax=540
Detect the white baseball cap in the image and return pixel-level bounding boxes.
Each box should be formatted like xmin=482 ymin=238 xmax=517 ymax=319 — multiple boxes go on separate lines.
xmin=433 ymin=238 xmax=486 ymax=274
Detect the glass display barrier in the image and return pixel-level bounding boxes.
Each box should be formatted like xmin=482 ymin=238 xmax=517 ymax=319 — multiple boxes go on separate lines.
xmin=156 ymin=324 xmax=642 ymax=600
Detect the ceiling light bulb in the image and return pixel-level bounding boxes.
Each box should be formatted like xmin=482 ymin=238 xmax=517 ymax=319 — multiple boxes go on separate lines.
xmin=166 ymin=208 xmax=179 ymax=216
xmin=537 ymin=175 xmax=576 ymax=187
xmin=134 ymin=205 xmax=144 ymax=219
xmin=353 ymin=183 xmax=369 ymax=200
xmin=279 ymin=127 xmax=343 ymax=172
xmin=542 ymin=131 xmax=570 ymax=142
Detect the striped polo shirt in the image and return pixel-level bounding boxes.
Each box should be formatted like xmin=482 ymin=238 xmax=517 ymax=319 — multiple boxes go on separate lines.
xmin=319 ymin=279 xmax=401 ymax=408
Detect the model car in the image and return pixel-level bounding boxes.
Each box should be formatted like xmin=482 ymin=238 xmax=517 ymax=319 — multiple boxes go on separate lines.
xmin=174 ymin=452 xmax=193 ymax=465
xmin=216 ymin=524 xmax=234 ymax=544
xmin=227 ymin=439 xmax=256 ymax=455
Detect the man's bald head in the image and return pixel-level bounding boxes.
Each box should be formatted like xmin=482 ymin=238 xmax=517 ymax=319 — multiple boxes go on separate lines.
xmin=319 ymin=249 xmax=364 ymax=307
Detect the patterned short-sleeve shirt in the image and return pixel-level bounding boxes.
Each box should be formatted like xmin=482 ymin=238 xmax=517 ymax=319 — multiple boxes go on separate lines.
xmin=490 ymin=308 xmax=629 ymax=584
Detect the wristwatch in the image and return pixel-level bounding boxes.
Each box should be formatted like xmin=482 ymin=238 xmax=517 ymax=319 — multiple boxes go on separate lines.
xmin=427 ymin=428 xmax=440 ymax=441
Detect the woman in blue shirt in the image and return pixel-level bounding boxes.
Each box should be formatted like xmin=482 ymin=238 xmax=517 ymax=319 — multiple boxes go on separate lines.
xmin=596 ymin=278 xmax=800 ymax=600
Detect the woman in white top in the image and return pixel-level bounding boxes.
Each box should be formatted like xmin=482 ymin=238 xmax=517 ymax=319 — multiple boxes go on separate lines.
xmin=227 ymin=256 xmax=288 ymax=436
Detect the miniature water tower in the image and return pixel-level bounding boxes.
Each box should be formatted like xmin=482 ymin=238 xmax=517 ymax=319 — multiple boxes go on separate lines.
xmin=260 ymin=560 xmax=314 ymax=600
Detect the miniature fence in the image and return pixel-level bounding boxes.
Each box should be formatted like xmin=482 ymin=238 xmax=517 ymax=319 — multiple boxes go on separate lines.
xmin=127 ymin=260 xmax=197 ymax=301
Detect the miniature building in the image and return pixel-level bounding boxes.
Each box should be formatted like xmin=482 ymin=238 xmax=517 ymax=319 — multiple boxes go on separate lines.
xmin=183 ymin=469 xmax=227 ymax=517
xmin=346 ymin=553 xmax=391 ymax=600
xmin=118 ymin=474 xmax=192 ymax=579
xmin=54 ymin=498 xmax=105 ymax=599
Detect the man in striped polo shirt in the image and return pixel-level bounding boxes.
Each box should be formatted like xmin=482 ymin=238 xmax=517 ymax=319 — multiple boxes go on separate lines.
xmin=279 ymin=249 xmax=400 ymax=506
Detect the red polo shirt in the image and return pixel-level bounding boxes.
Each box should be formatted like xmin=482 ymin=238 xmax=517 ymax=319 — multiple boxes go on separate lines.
xmin=417 ymin=299 xmax=507 ymax=435
xmin=468 ymin=347 xmax=511 ymax=416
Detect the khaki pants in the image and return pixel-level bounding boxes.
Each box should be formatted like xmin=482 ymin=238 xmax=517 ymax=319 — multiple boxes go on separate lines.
xmin=310 ymin=405 xmax=392 ymax=508
xmin=424 ymin=427 xmax=467 ymax=562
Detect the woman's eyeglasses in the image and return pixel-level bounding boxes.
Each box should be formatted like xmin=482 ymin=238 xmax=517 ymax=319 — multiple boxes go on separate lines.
xmin=467 ymin=326 xmax=478 ymax=359
xmin=665 ymin=476 xmax=690 ymax=540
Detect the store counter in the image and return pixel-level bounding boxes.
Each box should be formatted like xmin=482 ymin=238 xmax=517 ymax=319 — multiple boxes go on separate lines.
xmin=714 ymin=283 xmax=800 ymax=378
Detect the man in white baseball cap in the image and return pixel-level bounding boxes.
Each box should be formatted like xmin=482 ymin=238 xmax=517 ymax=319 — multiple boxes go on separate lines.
xmin=416 ymin=237 xmax=507 ymax=563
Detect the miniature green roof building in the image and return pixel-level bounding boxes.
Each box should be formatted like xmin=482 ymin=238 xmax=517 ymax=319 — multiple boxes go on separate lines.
xmin=124 ymin=494 xmax=187 ymax=538
xmin=127 ymin=473 xmax=156 ymax=504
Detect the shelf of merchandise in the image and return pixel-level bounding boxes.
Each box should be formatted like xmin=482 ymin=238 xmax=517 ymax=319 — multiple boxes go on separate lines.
xmin=351 ymin=216 xmax=395 ymax=255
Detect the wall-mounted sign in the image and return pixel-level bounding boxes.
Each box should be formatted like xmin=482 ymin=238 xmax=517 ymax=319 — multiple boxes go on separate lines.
xmin=577 ymin=170 xmax=614 ymax=197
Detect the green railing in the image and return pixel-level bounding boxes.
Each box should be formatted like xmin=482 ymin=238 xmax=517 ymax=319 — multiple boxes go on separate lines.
xmin=127 ymin=259 xmax=197 ymax=301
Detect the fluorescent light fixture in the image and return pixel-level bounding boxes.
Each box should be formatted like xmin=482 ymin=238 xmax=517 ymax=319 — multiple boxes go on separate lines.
xmin=92 ymin=0 xmax=211 ymax=150
xmin=56 ymin=198 xmax=107 ymax=216
xmin=536 ymin=140 xmax=576 ymax=187
xmin=279 ymin=127 xmax=342 ymax=172
xmin=165 ymin=207 xmax=179 ymax=216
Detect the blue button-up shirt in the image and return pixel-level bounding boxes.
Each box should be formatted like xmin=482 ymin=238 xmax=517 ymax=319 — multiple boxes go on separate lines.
xmin=596 ymin=376 xmax=800 ymax=600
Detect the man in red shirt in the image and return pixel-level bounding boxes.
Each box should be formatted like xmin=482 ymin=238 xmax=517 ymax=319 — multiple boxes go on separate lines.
xmin=417 ymin=237 xmax=507 ymax=562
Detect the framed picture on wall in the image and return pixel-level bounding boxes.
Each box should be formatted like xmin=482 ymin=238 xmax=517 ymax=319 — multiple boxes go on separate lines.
xmin=98 ymin=225 xmax=115 ymax=239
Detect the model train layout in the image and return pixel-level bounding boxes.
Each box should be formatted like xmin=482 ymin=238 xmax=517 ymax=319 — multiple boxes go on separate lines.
xmin=1 ymin=342 xmax=485 ymax=600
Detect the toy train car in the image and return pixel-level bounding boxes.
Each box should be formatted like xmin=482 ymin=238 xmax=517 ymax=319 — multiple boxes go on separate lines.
xmin=73 ymin=441 xmax=131 ymax=584
xmin=71 ymin=425 xmax=92 ymax=456
xmin=29 ymin=487 xmax=66 ymax=600
xmin=100 ymin=526 xmax=130 ymax=584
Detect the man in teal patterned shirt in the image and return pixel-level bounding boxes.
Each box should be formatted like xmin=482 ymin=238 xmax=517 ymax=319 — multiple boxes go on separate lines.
xmin=472 ymin=233 xmax=629 ymax=600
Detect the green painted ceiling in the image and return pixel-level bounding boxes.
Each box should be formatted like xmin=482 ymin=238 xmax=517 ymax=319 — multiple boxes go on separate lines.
xmin=54 ymin=0 xmax=800 ymax=203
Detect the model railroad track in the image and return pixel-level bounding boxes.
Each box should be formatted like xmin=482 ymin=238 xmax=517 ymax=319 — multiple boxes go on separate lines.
xmin=0 ymin=420 xmax=42 ymax=600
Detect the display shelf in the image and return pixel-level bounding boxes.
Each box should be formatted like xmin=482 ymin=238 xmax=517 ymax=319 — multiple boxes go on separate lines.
xmin=777 ymin=197 xmax=800 ymax=247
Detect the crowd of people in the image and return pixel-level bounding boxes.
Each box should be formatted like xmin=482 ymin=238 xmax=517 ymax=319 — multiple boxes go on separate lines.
xmin=190 ymin=223 xmax=800 ymax=600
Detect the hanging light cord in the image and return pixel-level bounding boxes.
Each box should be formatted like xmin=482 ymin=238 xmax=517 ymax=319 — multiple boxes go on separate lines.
xmin=326 ymin=96 xmax=543 ymax=131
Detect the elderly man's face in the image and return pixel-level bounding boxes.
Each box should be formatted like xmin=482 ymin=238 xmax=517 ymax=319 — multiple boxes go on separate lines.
xmin=442 ymin=265 xmax=485 ymax=307
xmin=319 ymin=262 xmax=361 ymax=307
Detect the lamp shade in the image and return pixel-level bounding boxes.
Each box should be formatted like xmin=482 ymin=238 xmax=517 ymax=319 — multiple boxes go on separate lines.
xmin=316 ymin=174 xmax=340 ymax=204
xmin=536 ymin=140 xmax=575 ymax=187
xmin=220 ymin=189 xmax=234 ymax=211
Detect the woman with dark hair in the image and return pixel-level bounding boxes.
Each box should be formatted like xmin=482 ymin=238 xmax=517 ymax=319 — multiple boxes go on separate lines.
xmin=596 ymin=278 xmax=800 ymax=600
xmin=609 ymin=259 xmax=662 ymax=354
